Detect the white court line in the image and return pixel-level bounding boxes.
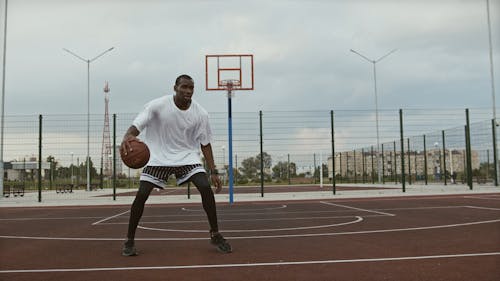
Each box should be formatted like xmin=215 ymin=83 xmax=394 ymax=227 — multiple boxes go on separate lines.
xmin=138 ymin=216 xmax=363 ymax=233
xmin=2 ymin=218 xmax=499 ymax=241
xmin=91 ymin=210 xmax=130 ymax=226
xmin=0 ymin=216 xmax=104 ymax=222
xmin=0 ymin=206 xmax=463 ymax=223
xmin=103 ymin=214 xmax=386 ymax=225
xmin=463 ymin=195 xmax=500 ymax=200
xmin=320 ymin=201 xmax=395 ymax=216
xmin=182 ymin=204 xmax=287 ymax=212
xmin=1 ymin=252 xmax=498 ymax=273
xmin=0 ymin=206 xmax=466 ymax=222
xmin=465 ymin=206 xmax=500 ymax=211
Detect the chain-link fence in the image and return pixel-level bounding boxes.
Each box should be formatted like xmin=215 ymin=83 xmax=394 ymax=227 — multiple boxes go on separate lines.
xmin=1 ymin=107 xmax=496 ymax=200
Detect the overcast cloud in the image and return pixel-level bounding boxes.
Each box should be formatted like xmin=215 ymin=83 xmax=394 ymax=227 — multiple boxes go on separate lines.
xmin=0 ymin=0 xmax=499 ymax=116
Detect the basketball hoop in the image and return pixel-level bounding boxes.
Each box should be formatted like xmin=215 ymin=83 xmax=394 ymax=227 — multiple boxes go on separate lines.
xmin=220 ymin=79 xmax=240 ymax=98
xmin=204 ymin=54 xmax=254 ymax=204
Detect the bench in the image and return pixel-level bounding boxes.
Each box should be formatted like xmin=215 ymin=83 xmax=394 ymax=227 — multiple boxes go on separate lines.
xmin=3 ymin=183 xmax=25 ymax=197
xmin=56 ymin=184 xmax=74 ymax=194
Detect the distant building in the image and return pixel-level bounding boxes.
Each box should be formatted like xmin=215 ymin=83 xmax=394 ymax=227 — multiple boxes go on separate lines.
xmin=327 ymin=148 xmax=479 ymax=179
xmin=3 ymin=160 xmax=51 ymax=181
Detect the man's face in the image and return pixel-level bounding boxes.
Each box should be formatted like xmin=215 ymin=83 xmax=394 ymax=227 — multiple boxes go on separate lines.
xmin=174 ymin=78 xmax=194 ymax=104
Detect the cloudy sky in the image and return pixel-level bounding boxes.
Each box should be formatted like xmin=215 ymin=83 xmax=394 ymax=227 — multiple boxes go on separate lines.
xmin=0 ymin=0 xmax=498 ymax=116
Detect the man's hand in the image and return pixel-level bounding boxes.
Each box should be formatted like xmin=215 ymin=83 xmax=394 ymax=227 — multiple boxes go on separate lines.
xmin=120 ymin=126 xmax=141 ymax=156
xmin=210 ymin=174 xmax=222 ymax=194
xmin=120 ymin=135 xmax=138 ymax=156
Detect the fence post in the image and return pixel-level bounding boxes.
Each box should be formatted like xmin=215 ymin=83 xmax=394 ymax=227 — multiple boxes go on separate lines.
xmin=492 ymin=119 xmax=498 ymax=186
xmin=259 ymin=110 xmax=264 ymax=197
xmin=393 ymin=141 xmax=397 ymax=184
xmin=362 ymin=148 xmax=365 ymax=183
xmin=487 ymin=150 xmax=490 ymax=181
xmin=339 ymin=152 xmax=343 ymax=184
xmin=371 ymin=146 xmax=375 ymax=184
xmin=113 ymin=114 xmax=116 ymax=201
xmin=465 ymin=109 xmax=473 ymax=189
xmin=38 ymin=114 xmax=42 ymax=202
xmin=287 ymin=154 xmax=291 ymax=185
xmin=442 ymin=130 xmax=447 ymax=185
xmin=331 ymin=110 xmax=336 ymax=194
xmin=414 ymin=149 xmax=418 ymax=183
xmin=346 ymin=152 xmax=349 ymax=183
xmin=407 ymin=138 xmax=411 ymax=185
xmin=353 ymin=150 xmax=357 ymax=183
xmin=423 ymin=135 xmax=428 ymax=185
xmin=399 ymin=109 xmax=406 ymax=192
xmin=381 ymin=144 xmax=385 ymax=184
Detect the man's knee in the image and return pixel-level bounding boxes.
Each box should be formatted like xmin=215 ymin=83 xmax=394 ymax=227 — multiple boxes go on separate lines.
xmin=135 ymin=181 xmax=155 ymax=201
xmin=190 ymin=173 xmax=211 ymax=189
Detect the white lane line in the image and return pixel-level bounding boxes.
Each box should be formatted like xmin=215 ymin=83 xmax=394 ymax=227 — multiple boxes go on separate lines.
xmin=463 ymin=195 xmax=500 ymax=200
xmin=320 ymin=201 xmax=395 ymax=216
xmin=137 ymin=216 xmax=363 ymax=233
xmin=2 ymin=218 xmax=499 ymax=241
xmin=465 ymin=206 xmax=500 ymax=211
xmin=0 ymin=216 xmax=105 ymax=221
xmin=181 ymin=205 xmax=287 ymax=212
xmin=0 ymin=206 xmax=466 ymax=222
xmin=102 ymin=214 xmax=386 ymax=225
xmin=91 ymin=210 xmax=130 ymax=226
xmin=1 ymin=252 xmax=498 ymax=273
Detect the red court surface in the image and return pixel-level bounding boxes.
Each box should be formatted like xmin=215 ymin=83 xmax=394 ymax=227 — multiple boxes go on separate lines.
xmin=1 ymin=193 xmax=499 ymax=281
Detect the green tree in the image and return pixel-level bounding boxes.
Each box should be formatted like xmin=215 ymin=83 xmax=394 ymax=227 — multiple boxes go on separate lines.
xmin=272 ymin=161 xmax=288 ymax=180
xmin=239 ymin=156 xmax=258 ymax=180
xmin=314 ymin=164 xmax=329 ymax=179
xmin=239 ymin=152 xmax=273 ymax=181
xmin=256 ymin=152 xmax=272 ymax=170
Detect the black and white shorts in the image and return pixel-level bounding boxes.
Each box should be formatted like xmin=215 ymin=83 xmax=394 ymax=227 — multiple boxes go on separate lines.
xmin=140 ymin=164 xmax=206 ymax=188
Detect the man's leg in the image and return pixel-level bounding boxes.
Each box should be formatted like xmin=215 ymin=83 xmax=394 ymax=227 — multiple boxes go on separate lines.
xmin=122 ymin=181 xmax=155 ymax=256
xmin=190 ymin=173 xmax=218 ymax=232
xmin=189 ymin=172 xmax=232 ymax=253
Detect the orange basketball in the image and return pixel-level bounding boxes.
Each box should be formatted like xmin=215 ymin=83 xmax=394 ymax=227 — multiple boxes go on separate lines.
xmin=120 ymin=139 xmax=150 ymax=169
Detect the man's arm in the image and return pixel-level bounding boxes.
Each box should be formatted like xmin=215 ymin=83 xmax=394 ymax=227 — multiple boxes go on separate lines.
xmin=120 ymin=126 xmax=140 ymax=156
xmin=201 ymin=143 xmax=222 ymax=193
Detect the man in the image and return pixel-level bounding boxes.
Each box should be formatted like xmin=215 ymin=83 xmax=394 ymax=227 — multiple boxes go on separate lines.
xmin=121 ymin=74 xmax=232 ymax=256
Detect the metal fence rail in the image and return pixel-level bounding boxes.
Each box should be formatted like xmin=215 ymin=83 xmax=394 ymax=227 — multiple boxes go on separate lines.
xmin=1 ymin=107 xmax=496 ymax=201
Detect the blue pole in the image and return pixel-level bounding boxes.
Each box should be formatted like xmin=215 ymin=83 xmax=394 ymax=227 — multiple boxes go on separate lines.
xmin=228 ymin=92 xmax=234 ymax=204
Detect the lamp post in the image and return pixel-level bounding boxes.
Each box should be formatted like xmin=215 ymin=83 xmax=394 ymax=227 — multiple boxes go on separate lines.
xmin=0 ymin=0 xmax=9 ymax=197
xmin=485 ymin=0 xmax=498 ymax=183
xmin=63 ymin=47 xmax=114 ymax=191
xmin=350 ymin=48 xmax=397 ymax=183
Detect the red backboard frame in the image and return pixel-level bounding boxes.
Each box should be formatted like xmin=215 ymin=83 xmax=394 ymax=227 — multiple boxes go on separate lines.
xmin=205 ymin=54 xmax=254 ymax=91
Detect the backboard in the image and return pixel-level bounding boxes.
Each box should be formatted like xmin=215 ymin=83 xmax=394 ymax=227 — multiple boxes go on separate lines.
xmin=205 ymin=54 xmax=254 ymax=91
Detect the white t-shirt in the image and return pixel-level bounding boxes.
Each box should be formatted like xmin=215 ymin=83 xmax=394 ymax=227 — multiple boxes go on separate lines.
xmin=132 ymin=95 xmax=212 ymax=166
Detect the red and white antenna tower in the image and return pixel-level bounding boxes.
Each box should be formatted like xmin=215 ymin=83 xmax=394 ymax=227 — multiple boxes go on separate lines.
xmin=101 ymin=81 xmax=112 ymax=177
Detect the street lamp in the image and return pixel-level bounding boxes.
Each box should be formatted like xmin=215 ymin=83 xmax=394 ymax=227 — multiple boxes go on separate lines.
xmin=63 ymin=47 xmax=114 ymax=191
xmin=0 ymin=0 xmax=9 ymax=197
xmin=485 ymin=0 xmax=498 ymax=184
xmin=350 ymin=48 xmax=397 ymax=183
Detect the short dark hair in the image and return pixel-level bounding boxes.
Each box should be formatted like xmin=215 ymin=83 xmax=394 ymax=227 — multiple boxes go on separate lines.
xmin=175 ymin=74 xmax=193 ymax=86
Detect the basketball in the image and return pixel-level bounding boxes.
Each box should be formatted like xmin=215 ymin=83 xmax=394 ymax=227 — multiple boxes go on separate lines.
xmin=120 ymin=139 xmax=150 ymax=169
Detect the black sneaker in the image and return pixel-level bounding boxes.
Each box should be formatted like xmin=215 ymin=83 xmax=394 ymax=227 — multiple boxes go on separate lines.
xmin=122 ymin=240 xmax=138 ymax=256
xmin=210 ymin=232 xmax=232 ymax=253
